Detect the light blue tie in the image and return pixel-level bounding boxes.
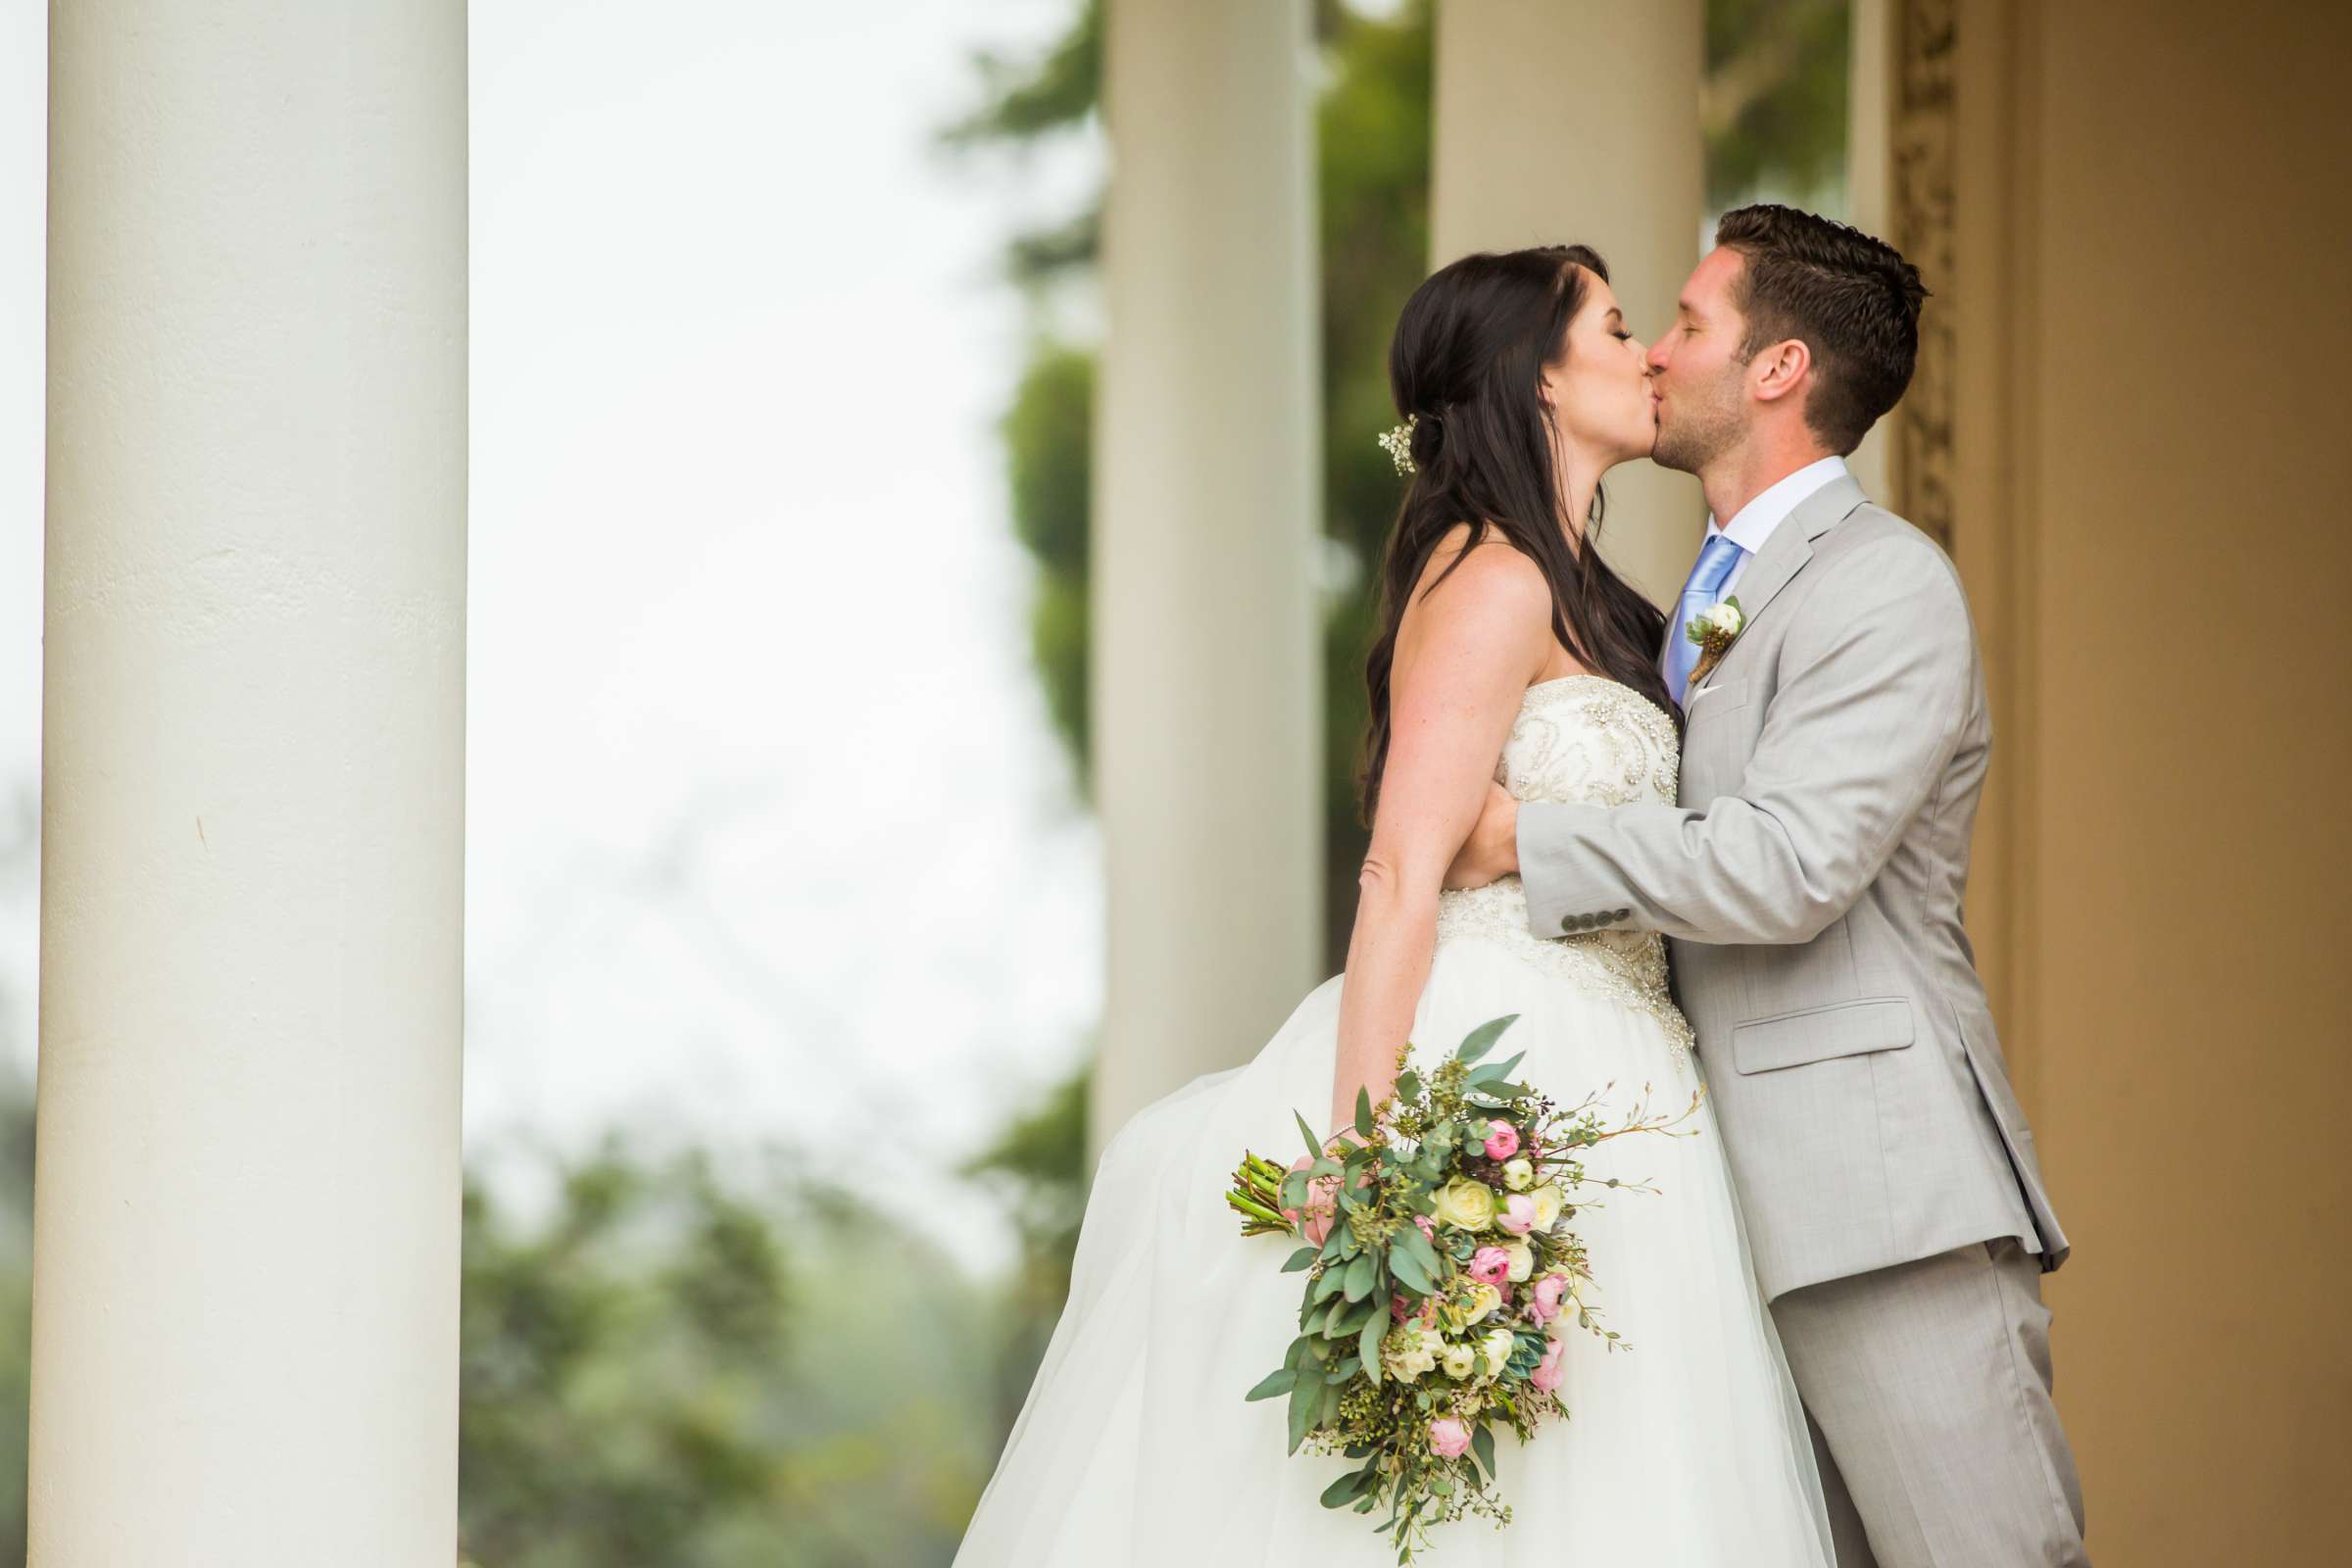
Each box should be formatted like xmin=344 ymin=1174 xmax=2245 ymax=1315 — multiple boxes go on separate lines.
xmin=1664 ymin=533 xmax=1747 ymax=706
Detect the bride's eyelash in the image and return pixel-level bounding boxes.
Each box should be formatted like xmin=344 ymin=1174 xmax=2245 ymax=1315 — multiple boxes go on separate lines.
xmin=1611 ymin=330 xmax=1633 ymax=342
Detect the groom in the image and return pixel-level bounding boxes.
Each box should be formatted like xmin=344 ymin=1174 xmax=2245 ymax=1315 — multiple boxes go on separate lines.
xmin=1446 ymin=206 xmax=2086 ymax=1567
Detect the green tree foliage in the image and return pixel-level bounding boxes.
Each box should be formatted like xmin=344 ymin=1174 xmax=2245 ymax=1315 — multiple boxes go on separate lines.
xmin=955 ymin=1057 xmax=1092 ymax=1434
xmin=0 ymin=1068 xmax=34 ymax=1565
xmin=459 ymin=1138 xmax=1004 ymax=1566
xmin=1706 ymin=0 xmax=1853 ymax=211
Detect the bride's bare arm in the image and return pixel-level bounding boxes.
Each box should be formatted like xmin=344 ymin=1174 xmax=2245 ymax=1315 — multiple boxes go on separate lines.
xmin=1328 ymin=536 xmax=1554 ymax=1136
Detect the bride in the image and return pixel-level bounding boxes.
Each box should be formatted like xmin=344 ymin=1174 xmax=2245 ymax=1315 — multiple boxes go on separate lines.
xmin=955 ymin=246 xmax=1834 ymax=1565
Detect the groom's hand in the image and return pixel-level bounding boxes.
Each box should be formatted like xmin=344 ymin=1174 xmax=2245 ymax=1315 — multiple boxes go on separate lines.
xmin=1443 ymin=781 xmax=1520 ymax=890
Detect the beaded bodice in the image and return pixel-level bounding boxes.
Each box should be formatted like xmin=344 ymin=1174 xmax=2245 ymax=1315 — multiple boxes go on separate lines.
xmin=1434 ymin=675 xmax=1693 ymax=1056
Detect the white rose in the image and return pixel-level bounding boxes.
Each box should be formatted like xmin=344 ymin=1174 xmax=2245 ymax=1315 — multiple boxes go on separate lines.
xmin=1502 ymin=1241 xmax=1535 ymax=1282
xmin=1530 ymin=1183 xmax=1565 ymax=1232
xmin=1713 ymin=600 xmax=1743 ymax=635
xmin=1384 ymin=1324 xmax=1437 ymax=1384
xmin=1433 ymin=1177 xmax=1497 ymax=1231
xmin=1441 ymin=1341 xmax=1478 ymax=1380
xmin=1501 ymin=1157 xmax=1535 ymax=1192
xmin=1450 ymin=1282 xmax=1502 ymax=1329
xmin=1479 ymin=1328 xmax=1518 ymax=1379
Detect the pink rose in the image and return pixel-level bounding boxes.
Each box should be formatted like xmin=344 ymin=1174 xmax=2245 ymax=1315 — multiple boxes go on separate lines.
xmin=1528 ymin=1272 xmax=1570 ymax=1323
xmin=1413 ymin=1213 xmax=1438 ymax=1240
xmin=1495 ymin=1194 xmax=1538 ymax=1236
xmin=1390 ymin=1291 xmax=1415 ymax=1323
xmin=1530 ymin=1339 xmax=1567 ymax=1394
xmin=1483 ymin=1121 xmax=1521 ymax=1160
xmin=1427 ymin=1417 xmax=1473 ymax=1459
xmin=1467 ymin=1246 xmax=1510 ymax=1285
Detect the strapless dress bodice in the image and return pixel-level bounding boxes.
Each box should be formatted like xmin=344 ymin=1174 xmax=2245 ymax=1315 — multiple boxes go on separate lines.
xmin=1434 ymin=675 xmax=1692 ymax=1055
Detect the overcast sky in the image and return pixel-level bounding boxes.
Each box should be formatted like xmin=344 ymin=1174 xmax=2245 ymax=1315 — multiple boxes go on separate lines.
xmin=0 ymin=1 xmax=1107 ymax=1273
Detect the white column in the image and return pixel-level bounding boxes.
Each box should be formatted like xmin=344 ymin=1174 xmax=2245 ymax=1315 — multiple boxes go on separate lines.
xmin=32 ymin=4 xmax=466 ymax=1562
xmin=1090 ymin=0 xmax=1320 ymax=1152
xmin=1844 ymin=0 xmax=1897 ymax=503
xmin=1431 ymin=0 xmax=1706 ymax=608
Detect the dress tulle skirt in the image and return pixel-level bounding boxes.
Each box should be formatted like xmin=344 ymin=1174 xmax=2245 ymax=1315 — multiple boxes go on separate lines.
xmin=955 ymin=930 xmax=1835 ymax=1566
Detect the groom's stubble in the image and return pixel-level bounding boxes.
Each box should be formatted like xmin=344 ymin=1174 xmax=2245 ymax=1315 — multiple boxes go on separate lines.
xmin=1649 ymin=356 xmax=1749 ymax=478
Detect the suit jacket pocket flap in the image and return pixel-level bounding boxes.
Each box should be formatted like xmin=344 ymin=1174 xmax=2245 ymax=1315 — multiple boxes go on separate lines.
xmin=1731 ymin=999 xmax=1915 ymax=1074
xmin=1687 ymin=676 xmax=1749 ymax=715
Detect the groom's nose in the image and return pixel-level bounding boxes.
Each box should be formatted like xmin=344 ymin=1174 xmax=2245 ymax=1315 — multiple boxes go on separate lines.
xmin=1645 ymin=338 xmax=1670 ymax=374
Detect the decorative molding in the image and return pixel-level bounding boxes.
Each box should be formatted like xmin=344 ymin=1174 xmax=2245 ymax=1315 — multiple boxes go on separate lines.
xmin=1889 ymin=0 xmax=1956 ymax=549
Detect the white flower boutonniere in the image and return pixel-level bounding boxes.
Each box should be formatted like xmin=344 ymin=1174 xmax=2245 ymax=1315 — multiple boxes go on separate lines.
xmin=1686 ymin=595 xmax=1746 ymax=689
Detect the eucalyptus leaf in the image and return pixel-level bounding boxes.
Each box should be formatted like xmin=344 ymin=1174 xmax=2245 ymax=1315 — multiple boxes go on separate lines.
xmin=1245 ymin=1367 xmax=1298 ymax=1401
xmin=1471 ymin=1423 xmax=1496 ymax=1478
xmin=1453 ymin=1014 xmax=1519 ymax=1065
xmin=1295 ymin=1109 xmax=1324 ymax=1159
xmin=1357 ymin=1305 xmax=1385 ymax=1384
xmin=1282 ymin=1245 xmax=1318 ymax=1273
xmin=1389 ymin=1246 xmax=1434 ymax=1296
xmin=1343 ymin=1251 xmax=1375 ymax=1301
xmin=1397 ymin=1223 xmax=1443 ymax=1277
xmin=1354 ymin=1085 xmax=1375 ymax=1139
xmin=1469 ymin=1050 xmax=1526 ymax=1084
xmin=1287 ymin=1374 xmax=1318 ymax=1454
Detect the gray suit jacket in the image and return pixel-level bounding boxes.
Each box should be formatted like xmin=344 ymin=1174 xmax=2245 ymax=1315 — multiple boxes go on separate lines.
xmin=1517 ymin=475 xmax=2067 ymax=1301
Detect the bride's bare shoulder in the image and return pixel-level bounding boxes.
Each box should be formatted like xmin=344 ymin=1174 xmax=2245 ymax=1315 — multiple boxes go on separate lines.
xmin=1396 ymin=522 xmax=1553 ymax=681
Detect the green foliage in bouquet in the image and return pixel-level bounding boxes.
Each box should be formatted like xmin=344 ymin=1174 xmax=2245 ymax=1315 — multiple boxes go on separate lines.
xmin=1224 ymin=1015 xmax=1698 ymax=1563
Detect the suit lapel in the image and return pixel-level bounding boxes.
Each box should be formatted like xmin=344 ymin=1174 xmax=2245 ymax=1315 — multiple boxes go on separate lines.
xmin=1710 ymin=474 xmax=1865 ymax=660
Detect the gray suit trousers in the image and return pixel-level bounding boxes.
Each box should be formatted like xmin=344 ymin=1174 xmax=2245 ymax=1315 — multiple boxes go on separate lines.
xmin=1773 ymin=1240 xmax=2088 ymax=1567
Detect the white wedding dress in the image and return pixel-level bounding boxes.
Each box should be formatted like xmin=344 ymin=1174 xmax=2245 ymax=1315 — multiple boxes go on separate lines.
xmin=956 ymin=676 xmax=1833 ymax=1566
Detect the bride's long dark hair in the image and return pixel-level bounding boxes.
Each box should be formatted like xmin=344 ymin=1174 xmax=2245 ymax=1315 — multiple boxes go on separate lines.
xmin=1358 ymin=246 xmax=1675 ymax=826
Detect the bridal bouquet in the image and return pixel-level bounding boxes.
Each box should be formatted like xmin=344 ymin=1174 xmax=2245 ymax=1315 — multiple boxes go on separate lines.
xmin=1223 ymin=1014 xmax=1696 ymax=1562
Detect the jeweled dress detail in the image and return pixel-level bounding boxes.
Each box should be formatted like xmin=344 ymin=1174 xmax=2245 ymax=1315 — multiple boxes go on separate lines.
xmin=955 ymin=677 xmax=1834 ymax=1565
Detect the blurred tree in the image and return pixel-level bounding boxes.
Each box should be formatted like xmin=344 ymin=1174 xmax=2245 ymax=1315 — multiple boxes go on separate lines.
xmin=1706 ymin=0 xmax=1853 ymax=213
xmin=0 ymin=1069 xmax=34 ymax=1566
xmin=955 ymin=1054 xmax=1091 ymax=1434
xmin=459 ymin=1138 xmax=1000 ymax=1567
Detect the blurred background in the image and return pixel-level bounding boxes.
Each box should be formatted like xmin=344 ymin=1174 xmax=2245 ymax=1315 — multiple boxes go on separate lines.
xmin=3 ymin=1 xmax=2346 ymax=1563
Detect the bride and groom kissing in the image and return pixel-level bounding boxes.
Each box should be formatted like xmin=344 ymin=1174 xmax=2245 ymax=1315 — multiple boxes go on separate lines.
xmin=958 ymin=205 xmax=2088 ymax=1566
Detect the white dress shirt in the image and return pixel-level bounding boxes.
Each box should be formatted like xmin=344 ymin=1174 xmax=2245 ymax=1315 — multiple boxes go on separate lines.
xmin=1704 ymin=454 xmax=1849 ymax=598
xmin=1657 ymin=455 xmax=1849 ymax=689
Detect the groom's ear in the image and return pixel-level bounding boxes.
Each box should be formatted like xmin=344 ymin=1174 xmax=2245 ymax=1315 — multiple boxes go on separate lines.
xmin=1748 ymin=336 xmax=1814 ymax=408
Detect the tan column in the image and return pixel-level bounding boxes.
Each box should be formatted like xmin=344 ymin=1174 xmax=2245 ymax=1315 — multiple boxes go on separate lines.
xmin=1089 ymin=0 xmax=1321 ymax=1152
xmin=1430 ymin=0 xmax=1707 ymax=607
xmin=1843 ymin=0 xmax=1897 ymax=503
xmin=31 ymin=3 xmax=466 ymax=1561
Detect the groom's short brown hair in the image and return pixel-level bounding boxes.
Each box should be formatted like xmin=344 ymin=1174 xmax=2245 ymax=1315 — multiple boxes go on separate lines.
xmin=1714 ymin=204 xmax=1928 ymax=455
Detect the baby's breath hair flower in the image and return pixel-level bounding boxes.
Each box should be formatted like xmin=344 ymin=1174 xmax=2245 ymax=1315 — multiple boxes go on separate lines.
xmin=1377 ymin=414 xmax=1419 ymax=475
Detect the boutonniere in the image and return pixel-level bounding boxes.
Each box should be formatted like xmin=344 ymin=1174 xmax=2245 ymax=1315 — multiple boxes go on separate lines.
xmin=1685 ymin=596 xmax=1746 ymax=689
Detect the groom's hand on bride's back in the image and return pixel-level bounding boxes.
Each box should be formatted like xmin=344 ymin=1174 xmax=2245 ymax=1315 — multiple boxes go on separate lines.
xmin=1443 ymin=781 xmax=1521 ymax=891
